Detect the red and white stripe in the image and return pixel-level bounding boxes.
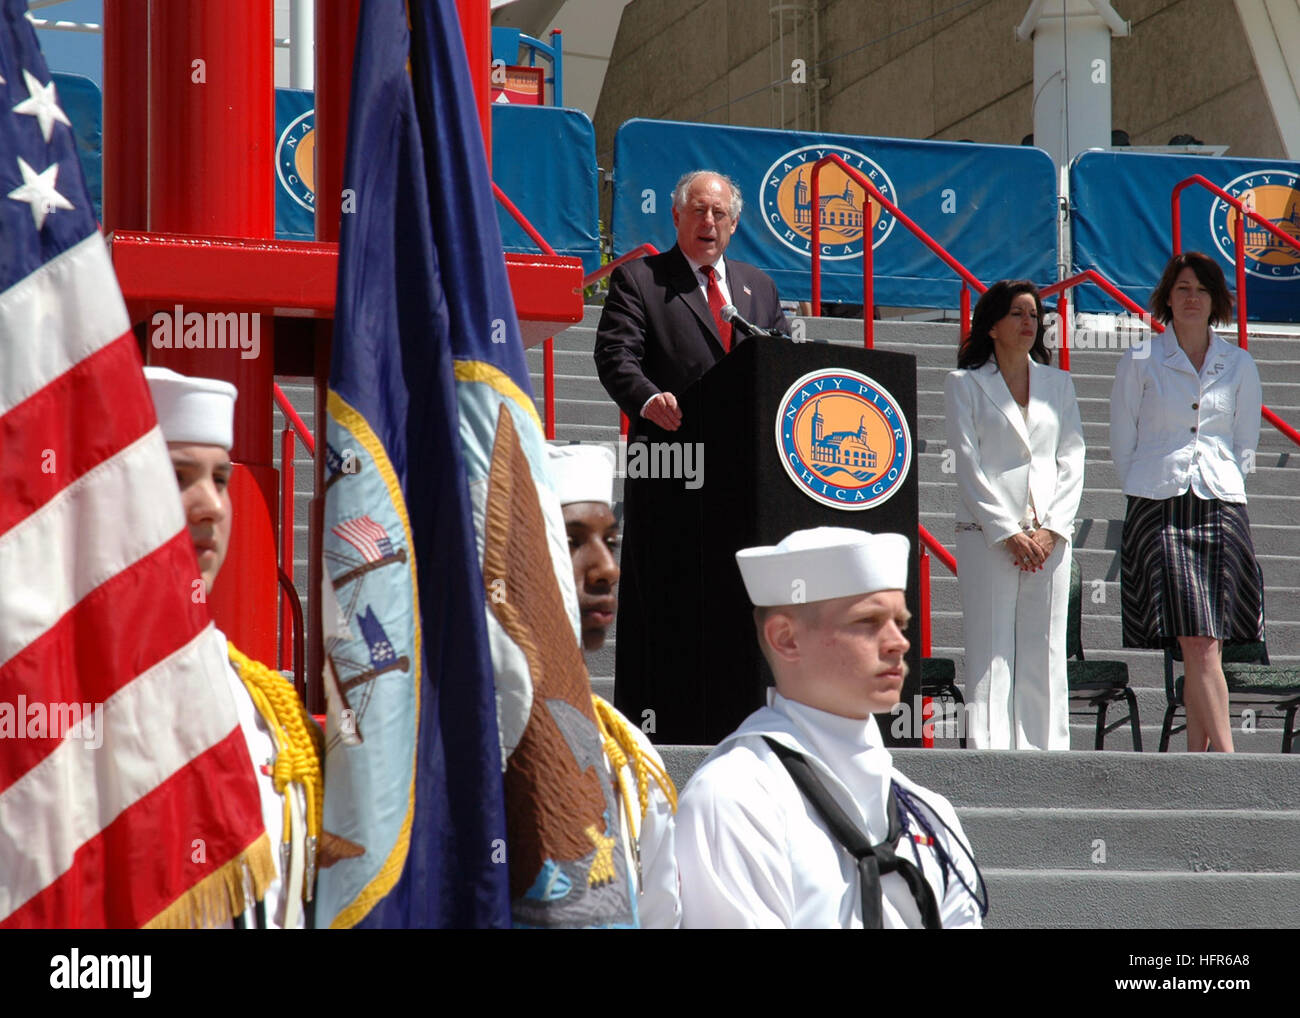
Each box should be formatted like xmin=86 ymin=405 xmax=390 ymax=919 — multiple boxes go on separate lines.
xmin=0 ymin=232 xmax=267 ymax=927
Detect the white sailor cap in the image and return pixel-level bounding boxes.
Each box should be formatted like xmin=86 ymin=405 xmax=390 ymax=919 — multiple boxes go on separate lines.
xmin=546 ymin=443 xmax=616 ymax=507
xmin=736 ymin=527 xmax=910 ymax=607
xmin=144 ymin=366 xmax=238 ymax=451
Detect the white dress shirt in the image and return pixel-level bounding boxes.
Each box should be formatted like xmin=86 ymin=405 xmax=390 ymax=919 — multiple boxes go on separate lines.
xmin=676 ymin=692 xmax=982 ymax=929
xmin=1110 ymin=328 xmax=1262 ymax=503
xmin=944 ymin=360 xmax=1086 ymax=546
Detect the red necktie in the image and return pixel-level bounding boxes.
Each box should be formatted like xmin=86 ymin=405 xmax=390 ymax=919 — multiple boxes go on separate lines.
xmin=702 ymin=265 xmax=732 ymax=352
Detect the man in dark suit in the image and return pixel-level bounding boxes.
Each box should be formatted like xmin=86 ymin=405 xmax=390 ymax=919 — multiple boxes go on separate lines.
xmin=594 ymin=170 xmax=788 ymax=743
xmin=595 ymin=170 xmax=787 ymax=435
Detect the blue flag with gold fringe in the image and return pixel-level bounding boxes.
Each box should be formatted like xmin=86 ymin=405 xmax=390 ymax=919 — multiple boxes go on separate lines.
xmin=316 ymin=0 xmax=634 ymax=928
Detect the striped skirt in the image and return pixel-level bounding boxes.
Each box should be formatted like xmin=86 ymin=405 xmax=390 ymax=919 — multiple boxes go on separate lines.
xmin=1120 ymin=490 xmax=1264 ymax=649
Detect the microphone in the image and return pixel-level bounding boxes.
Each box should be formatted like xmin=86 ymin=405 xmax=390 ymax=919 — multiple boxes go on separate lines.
xmin=720 ymin=304 xmax=777 ymax=340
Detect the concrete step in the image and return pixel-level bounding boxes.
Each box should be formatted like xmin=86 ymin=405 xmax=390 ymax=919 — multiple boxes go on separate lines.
xmin=980 ymin=870 xmax=1300 ymax=928
xmin=917 ymin=511 xmax=1300 ymax=559
xmin=914 ymin=480 xmax=1299 ymax=525
xmin=959 ymin=807 xmax=1300 ymax=871
xmin=659 ymin=740 xmax=1300 ymax=799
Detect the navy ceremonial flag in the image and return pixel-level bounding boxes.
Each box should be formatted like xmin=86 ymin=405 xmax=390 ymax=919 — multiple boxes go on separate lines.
xmin=317 ymin=0 xmax=633 ymax=928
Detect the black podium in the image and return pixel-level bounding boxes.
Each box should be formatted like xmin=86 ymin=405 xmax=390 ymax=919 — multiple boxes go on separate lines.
xmin=613 ymin=336 xmax=920 ymax=746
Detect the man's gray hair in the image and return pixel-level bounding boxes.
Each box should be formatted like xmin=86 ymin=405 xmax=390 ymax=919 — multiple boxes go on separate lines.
xmin=672 ymin=170 xmax=743 ymax=220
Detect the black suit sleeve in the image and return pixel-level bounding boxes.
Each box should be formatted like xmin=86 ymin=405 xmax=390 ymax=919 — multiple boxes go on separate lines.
xmin=594 ymin=263 xmax=662 ymax=419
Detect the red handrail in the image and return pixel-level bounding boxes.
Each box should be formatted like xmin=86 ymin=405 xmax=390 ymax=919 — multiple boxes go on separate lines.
xmin=273 ymin=382 xmax=316 ymax=455
xmin=1172 ymin=174 xmax=1300 ymax=351
xmin=1263 ymin=406 xmax=1300 ymax=447
xmin=492 ymin=181 xmax=559 ymax=436
xmin=1040 ymin=268 xmax=1163 ymax=373
xmin=492 ymin=181 xmax=558 ymax=257
xmin=584 ymin=243 xmax=659 ymax=288
xmin=1041 ymin=269 xmax=1299 ymax=448
xmin=271 ymin=383 xmax=315 ymax=673
xmin=918 ymin=522 xmax=956 ymax=575
xmin=809 ymin=154 xmax=987 ymax=348
xmin=279 ymin=426 xmax=297 ymax=670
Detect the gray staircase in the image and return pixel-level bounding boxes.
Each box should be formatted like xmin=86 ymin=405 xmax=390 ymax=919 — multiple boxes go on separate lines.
xmin=654 ymin=745 xmax=1300 ymax=928
xmin=529 ymin=308 xmax=1300 ymax=753
xmin=530 ymin=304 xmax=1300 ymax=928
xmin=274 ymin=304 xmax=1300 ymax=927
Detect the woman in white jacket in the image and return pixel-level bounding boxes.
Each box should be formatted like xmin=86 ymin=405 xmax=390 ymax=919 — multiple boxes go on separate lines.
xmin=1110 ymin=252 xmax=1263 ymax=753
xmin=944 ymin=281 xmax=1086 ymax=750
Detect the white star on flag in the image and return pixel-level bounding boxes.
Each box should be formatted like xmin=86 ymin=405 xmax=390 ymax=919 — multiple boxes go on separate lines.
xmin=13 ymin=68 xmax=71 ymax=142
xmin=8 ymin=156 xmax=74 ymax=229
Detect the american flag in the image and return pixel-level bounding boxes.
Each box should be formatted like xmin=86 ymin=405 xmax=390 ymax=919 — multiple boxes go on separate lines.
xmin=0 ymin=0 xmax=269 ymax=927
xmin=331 ymin=514 xmax=395 ymax=563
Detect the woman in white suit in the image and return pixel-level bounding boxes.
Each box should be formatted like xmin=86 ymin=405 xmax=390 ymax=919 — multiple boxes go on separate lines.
xmin=944 ymin=281 xmax=1086 ymax=750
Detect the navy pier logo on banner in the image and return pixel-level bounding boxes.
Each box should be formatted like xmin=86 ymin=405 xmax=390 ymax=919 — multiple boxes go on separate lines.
xmin=776 ymin=368 xmax=911 ymax=510
xmin=276 ymin=107 xmax=317 ymax=211
xmin=760 ymin=144 xmax=898 ymax=260
xmin=1210 ymin=168 xmax=1300 ymax=280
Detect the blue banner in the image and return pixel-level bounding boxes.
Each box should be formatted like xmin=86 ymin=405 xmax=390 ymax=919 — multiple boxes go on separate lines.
xmin=274 ymin=88 xmax=315 ymax=240
xmin=611 ymin=119 xmax=1058 ymax=308
xmin=491 ymin=103 xmax=599 ymax=273
xmin=1070 ymin=151 xmax=1300 ymax=321
xmin=51 ymin=72 xmax=100 ymax=223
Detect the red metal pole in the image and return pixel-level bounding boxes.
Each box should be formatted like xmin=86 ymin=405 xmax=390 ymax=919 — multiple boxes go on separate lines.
xmin=1235 ymin=213 xmax=1248 ymax=349
xmin=1171 ymin=190 xmax=1182 ymax=254
xmin=147 ymin=0 xmax=278 ymax=664
xmin=920 ymin=545 xmax=933 ymax=749
xmin=543 ymin=337 xmax=556 ymax=439
xmin=102 ymin=0 xmax=150 ymax=235
xmin=863 ymin=197 xmax=874 ymax=350
xmin=960 ymin=284 xmax=970 ymax=342
xmin=810 ymin=171 xmax=822 ymax=316
xmin=309 ymin=0 xmax=362 ymax=713
xmin=1058 ymin=290 xmax=1071 ymax=372
xmin=455 ymin=0 xmax=493 ymax=164
xmin=280 ymin=428 xmax=296 ymax=671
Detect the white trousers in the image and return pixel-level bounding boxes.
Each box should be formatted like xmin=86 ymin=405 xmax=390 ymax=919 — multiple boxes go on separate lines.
xmin=955 ymin=529 xmax=1071 ymax=750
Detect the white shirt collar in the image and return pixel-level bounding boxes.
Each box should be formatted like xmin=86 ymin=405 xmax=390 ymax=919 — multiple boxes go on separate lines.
xmin=767 ymin=690 xmax=893 ymax=837
xmin=682 ymin=251 xmax=727 ymax=287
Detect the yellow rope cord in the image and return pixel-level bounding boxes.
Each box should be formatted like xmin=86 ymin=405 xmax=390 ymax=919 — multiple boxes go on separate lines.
xmin=228 ymin=642 xmax=324 ymax=900
xmin=591 ymin=695 xmax=678 ymax=826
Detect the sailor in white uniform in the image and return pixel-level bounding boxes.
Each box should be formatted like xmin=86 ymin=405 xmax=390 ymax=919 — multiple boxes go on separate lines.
xmin=676 ymin=527 xmax=986 ymax=929
xmin=546 ymin=444 xmax=680 ymax=929
xmin=146 ymin=367 xmax=321 ymax=929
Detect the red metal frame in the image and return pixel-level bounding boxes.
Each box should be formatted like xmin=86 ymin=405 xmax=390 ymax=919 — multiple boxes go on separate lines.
xmin=808 ymin=154 xmax=987 ymax=347
xmin=273 ymin=384 xmax=315 ymax=673
xmin=1041 ymin=268 xmax=1300 ymax=448
xmin=1172 ymin=174 xmax=1300 ymax=351
xmin=491 ymin=183 xmax=586 ymax=437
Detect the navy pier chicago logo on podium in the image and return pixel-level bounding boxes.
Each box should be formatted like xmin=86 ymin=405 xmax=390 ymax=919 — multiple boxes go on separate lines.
xmin=761 ymin=144 xmax=898 ymax=260
xmin=1209 ymin=168 xmax=1300 ymax=280
xmin=776 ymin=368 xmax=911 ymax=510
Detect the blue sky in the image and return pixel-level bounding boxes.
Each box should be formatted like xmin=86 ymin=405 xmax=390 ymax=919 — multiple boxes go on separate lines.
xmin=32 ymin=0 xmax=104 ymax=86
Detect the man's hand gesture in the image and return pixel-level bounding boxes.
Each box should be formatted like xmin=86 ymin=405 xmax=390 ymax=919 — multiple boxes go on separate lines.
xmin=643 ymin=392 xmax=683 ymax=431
